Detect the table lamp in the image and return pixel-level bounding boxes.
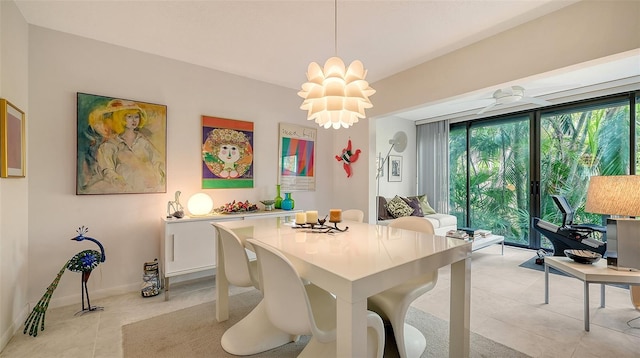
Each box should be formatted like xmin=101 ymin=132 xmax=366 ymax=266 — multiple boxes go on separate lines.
xmin=187 ymin=193 xmax=214 ymax=216
xmin=585 ymin=175 xmax=640 ymax=271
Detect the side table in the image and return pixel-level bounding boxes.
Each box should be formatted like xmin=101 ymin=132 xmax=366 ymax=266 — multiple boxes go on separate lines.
xmin=544 ymin=256 xmax=640 ymax=331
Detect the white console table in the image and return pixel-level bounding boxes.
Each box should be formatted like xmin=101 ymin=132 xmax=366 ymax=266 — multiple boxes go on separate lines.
xmin=160 ymin=209 xmax=300 ymax=300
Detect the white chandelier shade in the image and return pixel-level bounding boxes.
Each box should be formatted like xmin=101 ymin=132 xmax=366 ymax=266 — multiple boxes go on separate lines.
xmin=298 ymin=56 xmax=376 ymax=129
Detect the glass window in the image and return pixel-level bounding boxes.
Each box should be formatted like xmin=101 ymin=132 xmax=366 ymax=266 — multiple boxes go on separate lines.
xmin=467 ymin=117 xmax=530 ymax=246
xmin=538 ymin=100 xmax=629 ymax=248
xmin=443 ymin=92 xmax=637 ymax=250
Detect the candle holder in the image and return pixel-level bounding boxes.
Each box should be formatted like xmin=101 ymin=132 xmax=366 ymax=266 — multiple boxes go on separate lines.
xmin=291 ymin=217 xmax=348 ymax=233
xmin=293 ymin=222 xmax=323 ymax=229
xmin=318 ymin=215 xmax=327 ymax=226
xmin=329 ymin=222 xmax=349 ymax=232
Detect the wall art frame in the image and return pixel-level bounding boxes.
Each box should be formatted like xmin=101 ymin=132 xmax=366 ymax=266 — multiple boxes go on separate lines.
xmin=388 ymin=155 xmax=402 ymax=182
xmin=0 ymin=99 xmax=26 ymax=178
xmin=278 ymin=122 xmax=316 ymax=191
xmin=76 ymin=93 xmax=167 ymax=195
xmin=201 ymin=116 xmax=254 ymax=189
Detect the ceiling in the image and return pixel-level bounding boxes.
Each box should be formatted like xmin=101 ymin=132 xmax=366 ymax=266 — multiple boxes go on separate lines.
xmin=13 ymin=0 xmax=640 ymax=122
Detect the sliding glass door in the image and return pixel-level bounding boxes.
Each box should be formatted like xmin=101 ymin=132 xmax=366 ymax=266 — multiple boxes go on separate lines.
xmin=537 ymin=98 xmax=630 ymax=248
xmin=450 ymin=116 xmax=531 ymax=246
xmin=446 ymin=92 xmax=637 ymax=250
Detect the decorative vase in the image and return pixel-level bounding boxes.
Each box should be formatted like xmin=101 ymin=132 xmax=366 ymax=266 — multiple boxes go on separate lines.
xmin=282 ymin=192 xmax=295 ymax=210
xmin=274 ymin=184 xmax=283 ymax=209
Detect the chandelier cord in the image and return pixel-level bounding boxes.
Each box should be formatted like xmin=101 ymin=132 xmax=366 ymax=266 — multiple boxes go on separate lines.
xmin=334 ymin=0 xmax=338 ymax=57
xmin=298 ymin=0 xmax=375 ymax=129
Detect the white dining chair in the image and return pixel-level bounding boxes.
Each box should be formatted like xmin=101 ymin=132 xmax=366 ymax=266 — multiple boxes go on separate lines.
xmin=342 ymin=209 xmax=365 ymax=222
xmin=368 ymin=216 xmax=438 ymax=358
xmin=248 ymin=238 xmax=385 ymax=358
xmin=212 ymin=223 xmax=298 ymax=355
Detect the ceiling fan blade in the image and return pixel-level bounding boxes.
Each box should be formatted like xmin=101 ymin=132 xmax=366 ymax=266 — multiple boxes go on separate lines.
xmin=477 ymin=102 xmax=497 ymax=115
xmin=521 ymin=96 xmax=552 ymax=106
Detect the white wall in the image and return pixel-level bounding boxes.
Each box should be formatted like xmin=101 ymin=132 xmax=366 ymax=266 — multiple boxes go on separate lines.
xmin=0 ymin=0 xmax=29 ymax=350
xmin=26 ymin=25 xmax=335 ymax=310
xmin=330 ymin=125 xmax=371 ymax=221
xmin=369 ymin=0 xmax=640 ymax=119
xmin=375 ymin=117 xmax=416 ymax=199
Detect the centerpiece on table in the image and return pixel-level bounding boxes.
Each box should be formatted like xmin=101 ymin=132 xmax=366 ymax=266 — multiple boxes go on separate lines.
xmin=215 ymin=200 xmax=259 ymax=214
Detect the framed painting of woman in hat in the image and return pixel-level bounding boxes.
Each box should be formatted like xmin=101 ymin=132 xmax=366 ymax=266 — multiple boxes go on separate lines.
xmin=76 ymin=93 xmax=167 ymax=194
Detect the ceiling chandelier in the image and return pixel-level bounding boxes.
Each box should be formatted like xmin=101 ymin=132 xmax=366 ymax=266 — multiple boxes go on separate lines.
xmin=298 ymin=0 xmax=375 ymax=129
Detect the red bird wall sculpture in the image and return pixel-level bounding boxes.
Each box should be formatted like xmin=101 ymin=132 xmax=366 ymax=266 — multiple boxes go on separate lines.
xmin=335 ymin=139 xmax=361 ymax=178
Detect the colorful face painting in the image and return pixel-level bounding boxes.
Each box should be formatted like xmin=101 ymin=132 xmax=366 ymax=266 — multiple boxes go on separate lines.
xmin=76 ymin=93 xmax=167 ymax=195
xmin=201 ymin=116 xmax=254 ymax=189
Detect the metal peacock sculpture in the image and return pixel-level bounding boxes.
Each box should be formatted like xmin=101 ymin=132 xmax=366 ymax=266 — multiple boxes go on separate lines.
xmin=23 ymin=226 xmax=106 ymax=337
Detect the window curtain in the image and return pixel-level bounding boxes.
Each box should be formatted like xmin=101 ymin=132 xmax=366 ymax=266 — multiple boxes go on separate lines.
xmin=417 ymin=120 xmax=450 ymax=213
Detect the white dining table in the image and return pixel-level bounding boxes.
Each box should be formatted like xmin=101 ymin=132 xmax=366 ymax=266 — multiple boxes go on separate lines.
xmin=214 ymin=217 xmax=472 ymax=357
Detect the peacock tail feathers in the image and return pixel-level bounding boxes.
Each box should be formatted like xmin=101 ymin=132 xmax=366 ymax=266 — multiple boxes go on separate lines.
xmin=23 ymin=261 xmax=69 ymax=337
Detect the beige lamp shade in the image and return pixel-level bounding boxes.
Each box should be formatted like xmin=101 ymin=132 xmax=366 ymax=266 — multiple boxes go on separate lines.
xmin=585 ymin=175 xmax=640 ymax=216
xmin=298 ymin=56 xmax=375 ymax=129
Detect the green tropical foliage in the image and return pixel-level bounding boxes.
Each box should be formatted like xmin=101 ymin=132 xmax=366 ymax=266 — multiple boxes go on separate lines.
xmin=538 ymin=104 xmax=629 ymax=247
xmin=449 ymin=98 xmax=635 ymax=248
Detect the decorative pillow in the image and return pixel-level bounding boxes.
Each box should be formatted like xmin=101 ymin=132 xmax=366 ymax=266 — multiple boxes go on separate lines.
xmin=386 ymin=195 xmax=414 ymax=218
xmin=409 ymin=194 xmax=436 ymax=215
xmin=377 ymin=196 xmax=394 ymax=220
xmin=402 ymin=196 xmax=424 ymax=217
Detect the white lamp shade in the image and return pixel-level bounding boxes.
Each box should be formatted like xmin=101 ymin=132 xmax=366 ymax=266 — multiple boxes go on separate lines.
xmin=298 ymin=56 xmax=375 ymax=129
xmin=187 ymin=193 xmax=214 ymax=216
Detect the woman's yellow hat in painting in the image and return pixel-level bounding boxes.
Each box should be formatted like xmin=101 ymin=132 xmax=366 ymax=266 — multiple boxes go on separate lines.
xmin=89 ymin=99 xmax=148 ymax=136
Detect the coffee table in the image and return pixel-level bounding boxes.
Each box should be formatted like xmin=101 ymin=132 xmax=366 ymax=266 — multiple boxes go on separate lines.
xmin=544 ymin=256 xmax=640 ymax=331
xmin=472 ymin=234 xmax=504 ymax=255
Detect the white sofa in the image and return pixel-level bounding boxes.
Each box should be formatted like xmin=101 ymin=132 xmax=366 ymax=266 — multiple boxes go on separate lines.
xmin=376 ymin=196 xmax=457 ymax=236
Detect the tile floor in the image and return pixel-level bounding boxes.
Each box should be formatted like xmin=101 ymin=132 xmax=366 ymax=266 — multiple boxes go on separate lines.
xmin=2 ymin=244 xmax=640 ymax=358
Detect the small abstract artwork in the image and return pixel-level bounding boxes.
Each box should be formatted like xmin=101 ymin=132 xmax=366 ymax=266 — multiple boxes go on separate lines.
xmin=201 ymin=116 xmax=254 ymax=189
xmin=279 ymin=123 xmax=316 ymax=191
xmin=76 ymin=93 xmax=166 ymax=194
xmin=389 ymin=155 xmax=402 ymax=182
xmin=0 ymin=99 xmax=26 ymax=178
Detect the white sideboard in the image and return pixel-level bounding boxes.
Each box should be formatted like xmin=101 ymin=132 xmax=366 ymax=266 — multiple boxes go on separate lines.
xmin=160 ymin=209 xmax=300 ymax=300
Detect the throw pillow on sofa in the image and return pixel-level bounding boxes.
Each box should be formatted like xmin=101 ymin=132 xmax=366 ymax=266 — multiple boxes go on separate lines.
xmin=387 ymin=195 xmax=414 ymax=218
xmin=377 ymin=196 xmax=394 ymax=220
xmin=402 ymin=196 xmax=424 ymax=217
xmin=409 ymin=194 xmax=436 ymax=215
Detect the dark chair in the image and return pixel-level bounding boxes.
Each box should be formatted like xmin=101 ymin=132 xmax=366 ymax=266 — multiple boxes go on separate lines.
xmin=533 ymin=195 xmax=606 ymax=256
xmin=551 ymin=195 xmax=607 ymax=234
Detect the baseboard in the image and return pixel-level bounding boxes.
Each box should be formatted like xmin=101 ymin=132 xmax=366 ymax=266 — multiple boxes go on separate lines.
xmin=40 ymin=268 xmax=216 ymax=310
xmin=1 ymin=304 xmax=29 ymax=352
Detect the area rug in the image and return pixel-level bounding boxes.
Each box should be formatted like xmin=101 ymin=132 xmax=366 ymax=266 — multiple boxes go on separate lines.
xmin=122 ymin=290 xmax=530 ymax=358
xmin=519 ymin=256 xmax=568 ymax=276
